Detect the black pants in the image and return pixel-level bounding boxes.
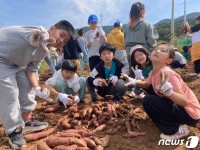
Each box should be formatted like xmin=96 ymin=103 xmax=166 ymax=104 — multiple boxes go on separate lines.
xmin=194 ymin=59 xmax=200 ymax=73
xmin=89 ymin=56 xmax=101 ymax=71
xmin=142 ymin=85 xmax=199 ymax=135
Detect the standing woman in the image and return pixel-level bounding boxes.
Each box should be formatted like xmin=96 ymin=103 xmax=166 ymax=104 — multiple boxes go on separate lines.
xmin=125 ymin=2 xmax=159 ymax=66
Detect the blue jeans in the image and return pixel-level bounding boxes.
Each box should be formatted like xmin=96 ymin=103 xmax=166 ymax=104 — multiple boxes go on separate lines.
xmin=44 ymin=55 xmax=56 ymax=75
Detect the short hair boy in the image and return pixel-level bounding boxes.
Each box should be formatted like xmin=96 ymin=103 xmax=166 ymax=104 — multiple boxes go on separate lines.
xmin=87 ymin=43 xmax=126 ymax=102
xmin=46 ymin=60 xmax=86 ymax=107
xmin=0 ymin=20 xmax=74 ymax=149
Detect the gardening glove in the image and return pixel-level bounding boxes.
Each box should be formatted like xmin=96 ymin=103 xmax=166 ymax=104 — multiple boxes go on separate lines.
xmin=74 ymin=96 xmax=80 ymax=103
xmin=30 ymin=26 xmax=56 ymax=53
xmin=97 ymin=26 xmax=105 ymax=36
xmin=158 ymin=70 xmax=174 ymax=97
xmin=93 ymin=78 xmax=108 ymax=87
xmin=109 ymin=76 xmax=118 ymax=85
xmin=57 ymin=93 xmax=73 ymax=108
xmin=34 ymin=86 xmax=50 ymax=101
xmin=131 ymin=65 xmax=144 ymax=80
xmin=120 ymin=73 xmax=137 ymax=86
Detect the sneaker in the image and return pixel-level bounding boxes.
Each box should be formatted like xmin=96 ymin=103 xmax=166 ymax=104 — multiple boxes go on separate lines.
xmin=134 ymin=93 xmax=145 ymax=99
xmin=190 ymin=73 xmax=197 ymax=77
xmin=126 ymin=91 xmax=135 ymax=97
xmin=160 ymin=124 xmax=190 ymax=140
xmin=22 ymin=119 xmax=48 ymax=134
xmin=8 ymin=127 xmax=27 ymax=149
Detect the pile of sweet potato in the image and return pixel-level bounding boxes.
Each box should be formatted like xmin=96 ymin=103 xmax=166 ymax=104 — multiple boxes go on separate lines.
xmin=25 ymin=100 xmax=147 ymax=149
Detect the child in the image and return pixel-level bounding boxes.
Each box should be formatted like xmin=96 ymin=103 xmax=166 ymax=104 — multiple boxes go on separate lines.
xmin=77 ymin=29 xmax=89 ymax=74
xmin=127 ymin=45 xmax=152 ymax=98
xmin=184 ymin=16 xmax=200 ymax=76
xmin=124 ymin=43 xmax=200 ymax=140
xmin=0 ymin=20 xmax=74 ymax=149
xmin=87 ymin=43 xmax=126 ymax=102
xmin=107 ymin=20 xmax=129 ymax=74
xmin=45 ymin=60 xmax=86 ymax=107
xmin=84 ymin=14 xmax=107 ymax=71
xmin=124 ymin=2 xmax=158 ymax=65
xmin=170 ymin=45 xmax=186 ymax=69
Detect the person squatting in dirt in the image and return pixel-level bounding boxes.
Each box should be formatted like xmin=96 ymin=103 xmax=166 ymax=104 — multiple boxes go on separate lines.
xmin=122 ymin=43 xmax=200 ymax=140
xmin=45 ymin=60 xmax=86 ymax=108
xmin=126 ymin=45 xmax=153 ymax=99
xmin=0 ymin=20 xmax=75 ymax=149
xmin=87 ymin=43 xmax=127 ymax=102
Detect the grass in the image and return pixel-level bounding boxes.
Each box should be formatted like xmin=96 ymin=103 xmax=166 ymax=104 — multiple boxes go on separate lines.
xmin=39 ymin=60 xmax=49 ymax=73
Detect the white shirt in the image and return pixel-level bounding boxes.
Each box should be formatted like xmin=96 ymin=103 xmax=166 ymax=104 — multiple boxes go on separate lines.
xmin=45 ymin=70 xmax=80 ymax=93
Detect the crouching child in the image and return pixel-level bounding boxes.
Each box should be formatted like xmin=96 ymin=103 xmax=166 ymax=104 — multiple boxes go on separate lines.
xmin=87 ymin=43 xmax=126 ymax=102
xmin=45 ymin=60 xmax=86 ymax=108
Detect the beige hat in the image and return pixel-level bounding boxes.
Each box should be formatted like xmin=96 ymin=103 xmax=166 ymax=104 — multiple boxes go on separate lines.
xmin=130 ymin=45 xmax=148 ymax=56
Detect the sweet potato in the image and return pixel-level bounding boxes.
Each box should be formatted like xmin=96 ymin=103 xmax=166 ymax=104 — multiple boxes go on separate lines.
xmin=92 ymin=124 xmax=107 ymax=133
xmin=53 ymin=145 xmax=77 ymax=150
xmin=37 ymin=140 xmax=52 ymax=150
xmin=125 ymin=120 xmax=132 ymax=133
xmin=46 ymin=137 xmax=87 ymax=148
xmin=24 ymin=127 xmax=56 ymax=142
xmin=83 ymin=137 xmax=96 ymax=149
xmin=45 ymin=103 xmax=60 ymax=113
xmin=61 ymin=122 xmax=71 ymax=129
xmin=94 ymin=145 xmax=104 ymax=150
xmin=122 ymin=131 xmax=146 ymax=138
xmin=54 ymin=132 xmax=81 ymax=138
xmin=76 ymin=147 xmax=89 ymax=150
xmin=130 ymin=118 xmax=136 ymax=128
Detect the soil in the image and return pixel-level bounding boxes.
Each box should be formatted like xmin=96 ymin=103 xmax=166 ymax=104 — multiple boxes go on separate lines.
xmin=0 ymin=62 xmax=200 ymax=150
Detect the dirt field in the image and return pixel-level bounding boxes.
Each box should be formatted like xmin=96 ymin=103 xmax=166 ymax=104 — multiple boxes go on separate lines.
xmin=0 ymin=62 xmax=200 ymax=150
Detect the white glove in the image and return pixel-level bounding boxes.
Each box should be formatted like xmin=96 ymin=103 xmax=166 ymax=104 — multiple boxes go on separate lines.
xmin=30 ymin=26 xmax=56 ymax=53
xmin=109 ymin=76 xmax=118 ymax=85
xmin=159 ymin=82 xmax=173 ymax=97
xmin=97 ymin=26 xmax=105 ymax=36
xmin=34 ymin=86 xmax=50 ymax=100
xmin=158 ymin=69 xmax=173 ymax=97
xmin=93 ymin=78 xmax=101 ymax=86
xmin=57 ymin=93 xmax=72 ymax=108
xmin=74 ymin=96 xmax=80 ymax=103
xmin=131 ymin=65 xmax=144 ymax=80
xmin=80 ymin=53 xmax=83 ymax=59
xmin=121 ymin=73 xmax=137 ymax=86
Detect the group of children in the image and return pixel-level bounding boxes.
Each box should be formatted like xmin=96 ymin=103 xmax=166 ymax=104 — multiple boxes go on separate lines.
xmin=0 ymin=2 xmax=200 ymax=150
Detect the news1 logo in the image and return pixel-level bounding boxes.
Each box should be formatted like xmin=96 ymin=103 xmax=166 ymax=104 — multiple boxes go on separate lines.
xmin=158 ymin=136 xmax=199 ymax=148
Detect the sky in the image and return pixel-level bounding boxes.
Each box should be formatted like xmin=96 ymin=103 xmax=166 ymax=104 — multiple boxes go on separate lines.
xmin=0 ymin=0 xmax=199 ymax=30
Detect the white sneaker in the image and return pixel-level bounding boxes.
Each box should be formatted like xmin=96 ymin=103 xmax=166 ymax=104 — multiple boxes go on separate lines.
xmin=190 ymin=73 xmax=197 ymax=77
xmin=126 ymin=91 xmax=135 ymax=97
xmin=160 ymin=124 xmax=189 ymax=140
xmin=134 ymin=93 xmax=145 ymax=99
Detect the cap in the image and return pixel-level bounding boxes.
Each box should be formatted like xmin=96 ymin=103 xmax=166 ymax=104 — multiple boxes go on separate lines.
xmin=88 ymin=14 xmax=98 ymax=23
xmin=130 ymin=45 xmax=148 ymax=56
xmin=114 ymin=20 xmax=122 ymax=27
